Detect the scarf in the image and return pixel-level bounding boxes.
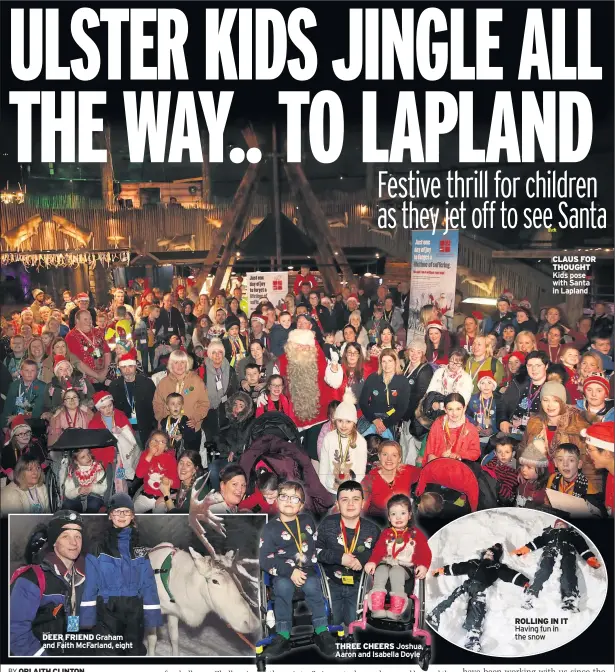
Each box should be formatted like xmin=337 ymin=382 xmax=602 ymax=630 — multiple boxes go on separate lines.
xmin=549 ymin=471 xmax=589 ymax=499
xmin=441 ymin=368 xmax=463 ymax=394
xmin=204 ymin=357 xmax=230 ymax=409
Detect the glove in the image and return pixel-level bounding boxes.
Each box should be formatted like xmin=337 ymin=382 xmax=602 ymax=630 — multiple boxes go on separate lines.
xmin=330 ymin=350 xmax=340 ymax=364
xmin=512 ymin=546 xmax=531 ymax=556
xmin=524 ymin=582 xmax=530 ymax=588
xmin=587 ymin=557 xmax=601 ymax=569
xmin=432 ymin=568 xmax=445 ymax=577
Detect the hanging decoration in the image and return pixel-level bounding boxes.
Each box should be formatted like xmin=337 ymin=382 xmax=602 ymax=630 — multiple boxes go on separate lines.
xmin=51 ymin=214 xmax=94 ymax=247
xmin=0 ymin=215 xmax=42 ymax=249
xmin=0 ymin=248 xmax=130 ymax=269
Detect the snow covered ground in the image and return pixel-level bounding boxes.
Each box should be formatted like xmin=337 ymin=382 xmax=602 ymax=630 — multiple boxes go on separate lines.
xmin=425 ymin=508 xmax=608 ymax=657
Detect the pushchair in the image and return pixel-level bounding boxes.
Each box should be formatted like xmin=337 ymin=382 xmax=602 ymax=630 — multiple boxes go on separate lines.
xmin=46 ymin=428 xmax=117 ymax=513
xmin=413 ymin=458 xmax=480 ymax=518
xmin=349 ymin=572 xmax=431 ymax=670
xmin=255 ymin=563 xmax=344 ymax=670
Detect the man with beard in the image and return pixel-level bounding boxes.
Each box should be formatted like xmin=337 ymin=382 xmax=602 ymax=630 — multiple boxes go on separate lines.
xmin=66 ymin=310 xmax=111 ymax=389
xmin=276 ymin=329 xmax=342 ymax=460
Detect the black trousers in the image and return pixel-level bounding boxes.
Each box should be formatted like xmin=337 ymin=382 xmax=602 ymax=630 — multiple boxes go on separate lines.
xmin=528 ymin=547 xmax=579 ymax=600
xmin=431 ymin=579 xmax=487 ymax=635
xmin=93 ymin=595 xmax=146 ymax=656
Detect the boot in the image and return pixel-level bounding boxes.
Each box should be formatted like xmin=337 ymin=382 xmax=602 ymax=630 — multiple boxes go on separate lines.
xmin=367 ymin=590 xmax=387 ymax=619
xmin=522 ymin=588 xmax=536 ymax=610
xmin=561 ymin=597 xmax=580 ymax=613
xmin=385 ymin=593 xmax=409 ymax=620
xmin=465 ymin=633 xmax=482 ymax=652
xmin=426 ymin=611 xmax=440 ymax=630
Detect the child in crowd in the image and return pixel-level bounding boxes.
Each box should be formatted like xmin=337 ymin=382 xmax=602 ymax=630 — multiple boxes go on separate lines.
xmin=256 ymin=375 xmax=291 ymax=417
xmin=322 ymin=332 xmax=340 ymax=361
xmin=49 ymin=355 xmax=94 ymax=408
xmin=134 ymin=432 xmax=179 ymax=513
xmin=317 ymin=400 xmax=340 ymax=460
xmin=239 ymin=471 xmax=279 ymax=514
xmin=62 ymin=448 xmax=107 ymax=513
xmin=481 ymin=435 xmax=518 ymax=505
xmin=466 ymin=371 xmax=499 ymax=446
xmin=365 ymin=434 xmax=383 ymax=472
xmin=259 ymin=480 xmax=336 ymax=658
xmin=319 ymin=390 xmax=367 ymax=494
xmin=547 ymin=443 xmax=599 ymax=505
xmin=5 ymin=335 xmax=26 ymax=380
xmin=364 ymin=494 xmax=431 ymax=620
xmin=160 ymin=392 xmax=199 ymax=457
xmin=417 ymin=491 xmax=445 ymax=518
xmin=516 ymin=439 xmax=549 ymax=508
xmin=243 ymin=363 xmax=264 ymax=403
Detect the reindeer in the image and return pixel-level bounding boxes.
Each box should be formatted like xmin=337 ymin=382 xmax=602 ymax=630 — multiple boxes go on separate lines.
xmin=157 ymin=234 xmax=196 ymax=252
xmin=456 ymin=265 xmax=497 ymax=295
xmin=52 ymin=214 xmax=93 ymax=247
xmin=146 ymin=483 xmax=260 ymax=656
xmin=1 ymin=215 xmax=42 ymax=248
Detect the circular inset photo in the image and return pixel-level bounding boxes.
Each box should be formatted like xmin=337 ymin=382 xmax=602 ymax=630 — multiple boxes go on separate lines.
xmin=424 ymin=508 xmax=607 ymax=656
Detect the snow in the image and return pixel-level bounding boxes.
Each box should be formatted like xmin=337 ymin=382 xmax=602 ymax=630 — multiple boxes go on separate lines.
xmin=425 ymin=508 xmax=608 ymax=657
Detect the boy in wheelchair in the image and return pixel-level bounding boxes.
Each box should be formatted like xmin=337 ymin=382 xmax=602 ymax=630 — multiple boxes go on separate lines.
xmin=364 ymin=494 xmax=431 ymax=620
xmin=259 ymin=480 xmax=337 ymax=658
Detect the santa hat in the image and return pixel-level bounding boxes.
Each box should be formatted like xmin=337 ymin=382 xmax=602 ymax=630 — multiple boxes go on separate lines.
xmin=504 ymin=351 xmax=526 ymax=366
xmin=10 ymin=415 xmax=30 ymax=438
xmin=53 ymin=355 xmax=73 ymax=376
xmin=287 ymin=328 xmax=315 ymax=347
xmin=93 ymin=391 xmax=113 ymax=409
xmin=582 ymin=375 xmax=610 ymax=395
xmin=334 ymin=389 xmax=358 ymax=424
xmin=581 ymin=422 xmax=614 ymax=452
xmin=176 ymin=285 xmax=186 ymax=291
xmin=518 ymin=437 xmax=549 ymax=468
xmin=76 ymin=292 xmax=89 ymax=302
xmin=477 ymin=371 xmax=497 ymax=389
xmin=32 ymin=288 xmax=44 ymax=298
xmin=118 ymin=350 xmax=138 ymax=367
xmin=471 ymin=311 xmax=484 ymax=321
xmin=502 ymin=289 xmax=514 ymax=299
xmin=426 ymin=320 xmax=444 ymax=332
xmin=519 ymin=298 xmax=532 ymax=310
xmin=347 ymin=294 xmax=359 ymax=304
xmin=251 ymin=314 xmax=266 ymax=326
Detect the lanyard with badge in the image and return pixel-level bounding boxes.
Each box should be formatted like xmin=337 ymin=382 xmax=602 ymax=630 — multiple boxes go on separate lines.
xmin=66 ymin=565 xmax=79 ymax=632
xmin=281 ymin=518 xmax=307 ymax=566
xmin=340 ymin=520 xmax=361 ymax=584
xmin=124 ymin=380 xmax=137 ymax=424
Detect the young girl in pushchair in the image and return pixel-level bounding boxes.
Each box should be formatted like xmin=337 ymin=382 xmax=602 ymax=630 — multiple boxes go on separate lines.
xmin=364 ymin=494 xmax=431 ymax=619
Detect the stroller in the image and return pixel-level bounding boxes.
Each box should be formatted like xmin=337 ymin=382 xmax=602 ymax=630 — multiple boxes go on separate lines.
xmin=349 ymin=573 xmax=431 ymax=670
xmin=414 ymin=458 xmax=480 ymax=518
xmin=46 ymin=428 xmax=117 ymax=512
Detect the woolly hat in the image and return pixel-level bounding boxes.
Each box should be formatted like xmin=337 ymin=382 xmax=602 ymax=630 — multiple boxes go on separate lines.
xmin=518 ymin=437 xmax=549 ymax=468
xmin=46 ymin=510 xmax=83 ymax=547
xmin=426 ymin=320 xmax=444 ymax=332
xmin=334 ymin=389 xmax=358 ymax=424
xmin=287 ymin=328 xmax=315 ymax=347
xmin=582 ymin=375 xmax=610 ymax=395
xmin=118 ymin=349 xmax=138 ymax=367
xmin=53 ymin=355 xmax=73 ymax=376
xmin=504 ymin=351 xmax=526 ymax=366
xmin=32 ymin=288 xmax=44 ymax=298
xmin=540 ymin=381 xmax=567 ymax=404
xmin=481 ymin=543 xmax=503 ymax=561
xmin=497 ymin=295 xmax=511 ymax=305
xmin=93 ymin=391 xmax=113 ymax=409
xmin=477 ymin=371 xmax=498 ymax=389
xmin=10 ymin=415 xmax=30 ymax=438
xmin=407 ymin=338 xmax=427 ymax=354
xmin=581 ymin=422 xmax=614 ymax=452
xmin=108 ymin=493 xmax=135 ymax=513
xmin=225 ymin=314 xmax=241 ymax=331
xmin=75 ymin=292 xmax=89 ymax=302
xmin=553 ymin=518 xmax=569 ymax=528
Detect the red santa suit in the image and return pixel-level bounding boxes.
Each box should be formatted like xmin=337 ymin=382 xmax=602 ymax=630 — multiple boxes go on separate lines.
xmin=276 ymin=330 xmax=342 ymax=430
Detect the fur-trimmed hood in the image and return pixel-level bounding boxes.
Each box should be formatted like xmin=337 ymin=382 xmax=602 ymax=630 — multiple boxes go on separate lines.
xmin=224 ymin=391 xmax=254 ymax=425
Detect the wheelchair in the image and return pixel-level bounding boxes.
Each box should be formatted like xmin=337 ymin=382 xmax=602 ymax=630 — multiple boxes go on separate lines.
xmin=349 ymin=571 xmax=432 ymax=670
xmin=255 ymin=563 xmax=344 ymax=670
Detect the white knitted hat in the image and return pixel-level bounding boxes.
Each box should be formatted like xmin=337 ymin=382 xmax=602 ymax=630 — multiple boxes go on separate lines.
xmin=334 ymin=389 xmax=358 ymax=424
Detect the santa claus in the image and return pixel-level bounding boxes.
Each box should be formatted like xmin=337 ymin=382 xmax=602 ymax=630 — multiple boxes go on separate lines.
xmin=276 ymin=328 xmax=342 ymax=459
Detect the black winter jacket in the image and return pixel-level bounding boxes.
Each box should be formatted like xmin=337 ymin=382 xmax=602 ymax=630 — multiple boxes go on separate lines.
xmin=444 ymin=557 xmax=529 ymax=589
xmin=403 ymin=363 xmax=434 ymax=422
xmin=217 ymin=391 xmax=254 ymax=459
xmin=525 ymin=526 xmax=595 ymax=560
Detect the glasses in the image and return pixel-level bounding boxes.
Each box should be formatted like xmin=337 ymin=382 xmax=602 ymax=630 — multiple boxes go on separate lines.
xmin=278 ymin=494 xmax=304 ymax=504
xmin=111 ymin=508 xmax=132 ymax=516
xmin=15 ymin=431 xmax=32 ymax=439
xmin=270 ymin=384 xmax=284 ymax=390
xmin=449 ymin=359 xmax=463 ymax=367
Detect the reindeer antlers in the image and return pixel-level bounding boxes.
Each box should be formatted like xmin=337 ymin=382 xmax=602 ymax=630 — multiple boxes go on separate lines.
xmin=189 ymin=476 xmax=227 ymax=558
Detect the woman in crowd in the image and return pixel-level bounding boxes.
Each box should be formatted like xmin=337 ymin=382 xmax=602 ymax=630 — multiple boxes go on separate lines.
xmin=377 ymin=324 xmax=402 ymax=355
xmin=359 ymin=349 xmax=410 ymax=439
xmin=256 ymin=374 xmax=291 ymax=416
xmin=514 ymin=330 xmax=538 ymax=357
xmin=338 ymin=324 xmax=365 ymax=358
xmin=400 ymin=339 xmax=434 ymax=461
xmin=48 ymin=388 xmax=94 ymax=447
xmin=159 ymin=449 xmax=203 ymax=512
xmin=519 ymin=381 xmax=599 ymax=491
xmin=182 ymin=302 xmax=197 ymax=340
xmin=41 ymin=326 xmax=55 ymax=356
xmin=539 ymin=325 xmax=587 ymax=363
xmin=1 ymin=415 xmax=47 ymax=472
xmin=284 ymin=293 xmax=297 ymax=316
xmin=361 ymin=439 xmax=420 ymax=517
xmin=515 ymin=306 xmax=538 ymax=334
xmin=458 ymin=315 xmax=480 ymax=353
xmin=237 ymin=339 xmax=276 ymax=384
xmin=426 ymin=347 xmax=473 ymax=404
xmin=500 ymin=351 xmax=526 ymax=393
xmin=209 ymin=291 xmax=227 ymax=322
xmin=495 ymin=324 xmax=518 ymax=359
xmin=227 ymin=297 xmax=247 ymax=319
xmin=423 ymin=392 xmax=481 ymax=463
xmin=192 ymin=315 xmax=212 ymax=355
xmin=465 ymin=335 xmax=505 ymax=395
xmin=27 ymin=337 xmax=53 ymax=383
xmin=1 ymin=454 xmax=51 ymax=514
xmin=198 ymin=339 xmax=238 ymax=441
xmin=537 ymin=306 xmax=567 ymax=337
xmin=193 ymin=293 xmax=211 ymax=320
xmin=201 ymin=463 xmax=248 ymax=513
xmin=153 ymin=349 xmax=209 ymax=435
xmin=326 ymin=342 xmax=373 ymax=403
xmin=579 ymin=352 xmax=605 ymax=386
xmin=348 ymin=310 xmax=369 ymax=351
xmin=425 ymin=320 xmax=449 ymax=367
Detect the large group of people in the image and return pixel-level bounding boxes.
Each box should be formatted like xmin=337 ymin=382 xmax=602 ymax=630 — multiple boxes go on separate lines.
xmin=0 ymin=271 xmax=613 ymax=521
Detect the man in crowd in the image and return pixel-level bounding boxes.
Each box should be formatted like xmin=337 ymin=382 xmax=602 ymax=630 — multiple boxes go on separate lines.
xmin=30 ymin=289 xmax=46 ymax=324
xmin=68 ymin=293 xmax=97 ymax=330
xmin=316 ymin=481 xmax=381 ymax=628
xmin=0 ymin=359 xmax=49 ymax=428
xmin=592 ymin=302 xmax=613 ymax=334
xmin=111 ymin=288 xmax=134 ymax=316
xmin=156 ymin=293 xmax=185 ymax=342
xmin=293 ymin=264 xmax=318 ymax=295
xmin=65 ymin=309 xmax=111 ymax=389
xmin=483 ymin=296 xmax=515 ymax=336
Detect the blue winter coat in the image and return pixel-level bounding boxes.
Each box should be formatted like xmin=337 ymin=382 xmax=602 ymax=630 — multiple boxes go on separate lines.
xmin=466 ymin=392 xmax=499 ymax=431
xmin=80 ymin=526 xmax=163 ymax=629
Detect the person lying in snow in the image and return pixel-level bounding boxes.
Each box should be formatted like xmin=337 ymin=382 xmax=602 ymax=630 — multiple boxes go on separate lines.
xmin=427 ymin=543 xmax=529 ymax=652
xmin=511 ymin=518 xmax=601 ymax=612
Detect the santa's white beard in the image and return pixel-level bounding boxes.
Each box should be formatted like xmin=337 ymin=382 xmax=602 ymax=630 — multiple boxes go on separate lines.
xmin=285 ymin=344 xmax=320 ymax=421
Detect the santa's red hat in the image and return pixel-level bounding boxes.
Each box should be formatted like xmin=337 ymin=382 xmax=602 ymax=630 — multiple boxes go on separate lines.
xmin=288 ymin=328 xmax=316 ymax=347
xmin=10 ymin=415 xmax=30 ymax=438
xmin=118 ymin=350 xmax=138 ymax=368
xmin=75 ymin=292 xmax=89 ymax=302
xmin=477 ymin=371 xmax=497 ymax=388
xmin=347 ymin=294 xmax=359 ymax=304
xmin=53 ymin=355 xmax=73 ymax=376
xmin=250 ymin=314 xmax=266 ymax=326
xmin=471 ymin=311 xmax=484 ymax=320
xmin=176 ymin=285 xmax=186 ymax=291
xmin=582 ymin=375 xmax=610 ymax=395
xmin=504 ymin=351 xmax=526 ymax=366
xmin=581 ymin=422 xmax=614 ymax=452
xmin=426 ymin=320 xmax=445 ymax=332
xmin=93 ymin=391 xmax=113 ymax=409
